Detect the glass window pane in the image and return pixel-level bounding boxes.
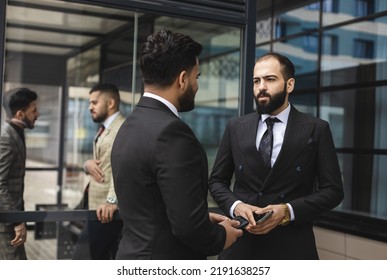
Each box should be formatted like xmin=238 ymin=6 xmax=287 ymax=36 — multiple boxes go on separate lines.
xmin=323 ymin=0 xmax=385 ymax=25
xmin=371 ymin=155 xmax=387 ymax=218
xmin=24 ymin=171 xmax=57 ymax=211
xmin=256 ymin=45 xmax=271 ymax=58
xmin=273 ymin=36 xmax=319 ymax=90
xmin=2 ymin=83 xmax=61 ymax=167
xmin=321 ymin=15 xmax=387 ymax=87
xmin=320 ymin=90 xmax=353 ymax=149
xmin=335 ymin=153 xmax=353 ymax=211
xmin=337 ymin=153 xmax=387 ymax=220
xmin=290 ymin=92 xmax=317 ymax=116
xmin=320 ymin=86 xmax=387 ymax=150
xmin=256 ymin=17 xmax=272 ymax=44
xmin=273 ymin=1 xmax=319 ymax=39
xmin=154 ymin=17 xmax=241 ymax=165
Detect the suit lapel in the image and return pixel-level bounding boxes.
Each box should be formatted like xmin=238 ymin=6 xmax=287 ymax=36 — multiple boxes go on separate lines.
xmin=94 ymin=113 xmax=125 ymax=159
xmin=236 ymin=113 xmax=268 ymax=179
xmin=265 ymin=106 xmax=315 ymax=186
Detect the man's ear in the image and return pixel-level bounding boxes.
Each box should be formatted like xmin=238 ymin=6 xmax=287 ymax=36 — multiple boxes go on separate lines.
xmin=15 ymin=109 xmax=25 ymax=120
xmin=178 ymin=70 xmax=187 ymax=91
xmin=107 ymin=97 xmax=116 ymax=110
xmin=286 ymin=78 xmax=295 ymax=93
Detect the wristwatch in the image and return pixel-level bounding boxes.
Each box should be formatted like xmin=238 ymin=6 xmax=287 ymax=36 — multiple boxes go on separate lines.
xmin=279 ymin=204 xmax=290 ymax=226
xmin=106 ymin=197 xmax=118 ymax=204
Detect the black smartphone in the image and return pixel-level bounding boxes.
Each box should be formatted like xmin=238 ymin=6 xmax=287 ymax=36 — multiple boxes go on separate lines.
xmin=232 ymin=216 xmax=249 ymax=229
xmin=254 ymin=210 xmax=274 ymax=224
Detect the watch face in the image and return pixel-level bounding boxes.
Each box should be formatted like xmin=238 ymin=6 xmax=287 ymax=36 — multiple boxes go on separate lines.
xmin=107 ymin=197 xmax=117 ymax=204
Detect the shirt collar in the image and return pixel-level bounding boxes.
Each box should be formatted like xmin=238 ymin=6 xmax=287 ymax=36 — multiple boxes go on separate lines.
xmin=103 ymin=111 xmax=120 ymax=129
xmin=261 ymin=102 xmax=291 ymax=125
xmin=143 ymin=92 xmax=179 ymax=117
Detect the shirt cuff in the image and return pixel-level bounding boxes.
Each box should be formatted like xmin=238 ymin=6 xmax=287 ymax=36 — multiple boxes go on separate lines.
xmin=83 ymin=161 xmax=89 ymax=174
xmin=230 ymin=200 xmax=242 ymax=218
xmin=286 ymin=203 xmax=295 ymax=221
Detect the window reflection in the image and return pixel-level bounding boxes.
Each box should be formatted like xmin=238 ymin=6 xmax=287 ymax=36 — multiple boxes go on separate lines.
xmin=323 ymin=0 xmax=385 ymax=26
xmin=321 ymin=15 xmax=387 ymax=86
xmin=256 ymin=18 xmax=272 ymax=44
xmin=273 ymin=37 xmax=319 ymax=90
xmin=321 ymin=86 xmax=387 ymax=218
xmin=154 ymin=17 xmax=241 ymax=165
xmin=274 ymin=1 xmax=319 ymax=39
xmin=3 ymin=0 xmax=242 ymax=214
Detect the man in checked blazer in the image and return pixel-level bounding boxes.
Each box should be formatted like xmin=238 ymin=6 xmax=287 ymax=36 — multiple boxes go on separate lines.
xmin=0 ymin=88 xmax=39 ymax=259
xmin=111 ymin=30 xmax=242 ymax=260
xmin=73 ymin=83 xmax=125 ymax=259
xmin=209 ymin=53 xmax=344 ymax=260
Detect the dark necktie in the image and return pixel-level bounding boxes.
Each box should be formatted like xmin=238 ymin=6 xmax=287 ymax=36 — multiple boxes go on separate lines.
xmin=259 ymin=117 xmax=279 ymax=169
xmin=95 ymin=124 xmax=105 ymax=143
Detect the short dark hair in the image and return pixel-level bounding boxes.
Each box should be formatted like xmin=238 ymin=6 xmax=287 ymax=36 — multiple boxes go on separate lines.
xmin=3 ymin=87 xmax=38 ymax=118
xmin=256 ymin=52 xmax=295 ymax=81
xmin=89 ymin=83 xmax=120 ymax=105
xmin=139 ymin=29 xmax=203 ymax=87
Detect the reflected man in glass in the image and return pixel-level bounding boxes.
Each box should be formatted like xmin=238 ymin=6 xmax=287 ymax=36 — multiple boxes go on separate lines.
xmin=0 ymin=88 xmax=39 ymax=260
xmin=72 ymin=83 xmax=125 ymax=260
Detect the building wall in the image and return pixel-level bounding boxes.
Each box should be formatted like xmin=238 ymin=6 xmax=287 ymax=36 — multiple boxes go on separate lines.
xmin=315 ymin=227 xmax=387 ymax=259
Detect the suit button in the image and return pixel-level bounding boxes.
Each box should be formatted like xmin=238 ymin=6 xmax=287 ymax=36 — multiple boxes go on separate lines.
xmin=238 ymin=165 xmax=243 ymax=171
xmin=279 ymin=194 xmax=286 ymax=199
xmin=296 ymin=166 xmax=302 ymax=173
xmin=258 ymin=192 xmax=264 ymax=197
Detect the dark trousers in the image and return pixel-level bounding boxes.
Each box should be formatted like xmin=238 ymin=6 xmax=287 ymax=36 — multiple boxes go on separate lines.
xmin=72 ymin=219 xmax=123 ymax=260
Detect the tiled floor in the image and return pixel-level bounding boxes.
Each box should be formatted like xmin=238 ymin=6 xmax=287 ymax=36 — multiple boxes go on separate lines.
xmin=25 ymin=230 xmax=57 ymax=260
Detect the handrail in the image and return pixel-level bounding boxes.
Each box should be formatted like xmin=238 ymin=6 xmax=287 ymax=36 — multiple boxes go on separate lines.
xmin=0 ymin=207 xmax=224 ymax=224
xmin=0 ymin=210 xmax=121 ymax=223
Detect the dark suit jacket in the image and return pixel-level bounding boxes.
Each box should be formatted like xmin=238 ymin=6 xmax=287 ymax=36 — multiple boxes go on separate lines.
xmin=111 ymin=96 xmax=226 ymax=259
xmin=0 ymin=122 xmax=26 ymax=232
xmin=209 ymin=105 xmax=344 ymax=259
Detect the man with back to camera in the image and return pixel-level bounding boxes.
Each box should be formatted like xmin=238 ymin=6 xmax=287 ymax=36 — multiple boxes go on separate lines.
xmin=0 ymin=87 xmax=39 ymax=259
xmin=72 ymin=83 xmax=125 ymax=259
xmin=209 ymin=52 xmax=344 ymax=259
xmin=111 ymin=29 xmax=243 ymax=259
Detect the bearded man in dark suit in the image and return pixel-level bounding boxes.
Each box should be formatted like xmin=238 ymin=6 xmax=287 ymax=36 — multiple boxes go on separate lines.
xmin=111 ymin=29 xmax=242 ymax=260
xmin=209 ymin=52 xmax=344 ymax=260
xmin=0 ymin=88 xmax=39 ymax=259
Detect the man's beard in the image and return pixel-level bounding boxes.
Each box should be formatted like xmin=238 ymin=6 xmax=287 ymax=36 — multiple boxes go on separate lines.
xmin=178 ymin=83 xmax=196 ymax=112
xmin=255 ymin=84 xmax=287 ymax=115
xmin=23 ymin=116 xmax=35 ymax=129
xmin=91 ymin=111 xmax=108 ymax=123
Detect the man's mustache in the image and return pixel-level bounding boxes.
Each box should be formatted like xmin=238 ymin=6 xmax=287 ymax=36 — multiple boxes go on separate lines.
xmin=257 ymin=91 xmax=270 ymax=98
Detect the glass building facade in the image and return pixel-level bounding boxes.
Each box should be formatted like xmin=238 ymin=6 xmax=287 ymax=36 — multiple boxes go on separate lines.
xmin=0 ymin=0 xmax=386 ymax=259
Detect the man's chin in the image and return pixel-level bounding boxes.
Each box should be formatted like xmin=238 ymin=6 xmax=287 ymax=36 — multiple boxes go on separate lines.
xmin=257 ymin=104 xmax=270 ymax=114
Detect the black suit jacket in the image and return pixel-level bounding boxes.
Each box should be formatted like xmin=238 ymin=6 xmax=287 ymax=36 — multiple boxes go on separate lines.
xmin=111 ymin=96 xmax=226 ymax=259
xmin=209 ymin=105 xmax=344 ymax=259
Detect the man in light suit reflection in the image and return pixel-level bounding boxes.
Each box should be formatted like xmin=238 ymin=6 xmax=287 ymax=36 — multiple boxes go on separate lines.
xmin=72 ymin=83 xmax=125 ymax=260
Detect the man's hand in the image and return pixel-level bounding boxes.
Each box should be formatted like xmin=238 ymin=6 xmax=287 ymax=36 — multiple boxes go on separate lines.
xmin=234 ymin=202 xmax=264 ymax=226
xmin=11 ymin=223 xmax=27 ymax=247
xmin=246 ymin=204 xmax=285 ymax=235
xmin=85 ymin=159 xmax=104 ymax=183
xmin=209 ymin=212 xmax=243 ymax=249
xmin=96 ymin=203 xmax=118 ymax=223
xmin=209 ymin=212 xmax=229 ymax=223
xmin=218 ymin=219 xmax=243 ymax=249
